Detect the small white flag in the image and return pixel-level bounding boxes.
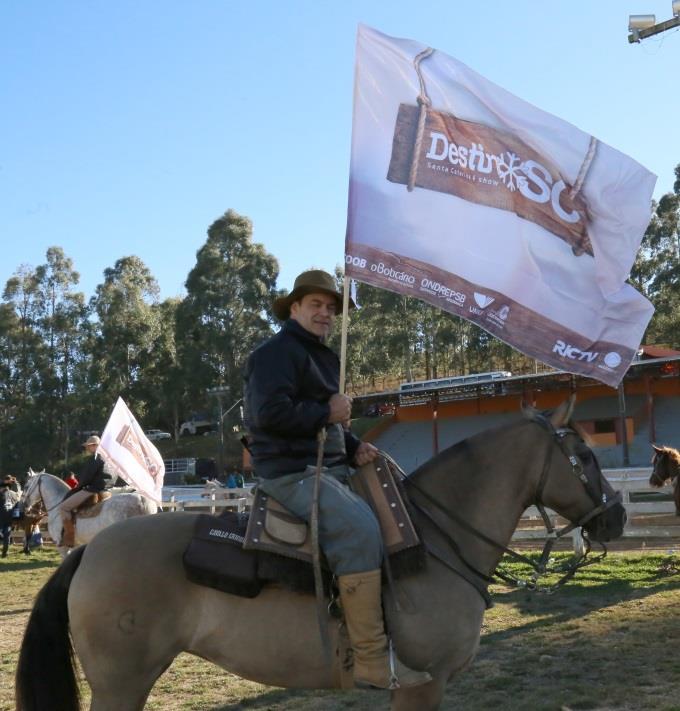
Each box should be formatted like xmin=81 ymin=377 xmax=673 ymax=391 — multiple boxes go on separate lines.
xmin=350 ymin=279 xmax=360 ymax=308
xmin=98 ymin=397 xmax=165 ymax=503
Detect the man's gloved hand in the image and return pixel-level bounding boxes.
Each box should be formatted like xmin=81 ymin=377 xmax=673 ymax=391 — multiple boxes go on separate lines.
xmin=328 ymin=393 xmax=353 ymax=426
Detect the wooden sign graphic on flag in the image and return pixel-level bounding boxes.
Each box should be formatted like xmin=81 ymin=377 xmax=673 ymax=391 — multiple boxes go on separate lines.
xmin=387 ymin=105 xmax=593 ymax=258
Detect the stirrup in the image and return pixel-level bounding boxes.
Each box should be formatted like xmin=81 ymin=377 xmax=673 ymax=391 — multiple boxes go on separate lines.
xmin=388 ymin=639 xmax=399 ymax=690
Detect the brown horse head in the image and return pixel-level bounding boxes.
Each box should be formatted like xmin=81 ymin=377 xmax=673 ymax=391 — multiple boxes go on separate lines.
xmin=650 ymin=445 xmax=680 ymax=514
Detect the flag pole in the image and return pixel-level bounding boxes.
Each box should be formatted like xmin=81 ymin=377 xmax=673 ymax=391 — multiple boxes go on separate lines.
xmin=339 ymin=275 xmax=351 ymax=396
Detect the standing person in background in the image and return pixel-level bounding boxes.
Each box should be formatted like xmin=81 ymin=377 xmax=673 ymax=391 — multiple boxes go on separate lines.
xmin=1 ymin=478 xmax=20 ymax=558
xmin=64 ymin=472 xmax=79 ymax=489
xmin=3 ymin=474 xmax=22 ymax=496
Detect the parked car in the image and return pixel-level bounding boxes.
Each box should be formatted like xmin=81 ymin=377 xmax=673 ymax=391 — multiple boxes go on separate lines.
xmin=365 ymin=403 xmax=395 ymax=417
xmin=145 ymin=429 xmax=171 ymax=441
xmin=179 ymin=413 xmax=215 ymax=436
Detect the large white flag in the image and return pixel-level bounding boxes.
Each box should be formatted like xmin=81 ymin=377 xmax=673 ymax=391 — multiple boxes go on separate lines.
xmin=98 ymin=397 xmax=165 ymax=503
xmin=345 ymin=25 xmax=656 ymax=387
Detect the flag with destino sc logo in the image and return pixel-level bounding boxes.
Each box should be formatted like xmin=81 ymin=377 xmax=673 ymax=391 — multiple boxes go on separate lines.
xmin=345 ymin=25 xmax=656 ymax=387
xmin=98 ymin=397 xmax=165 ymax=503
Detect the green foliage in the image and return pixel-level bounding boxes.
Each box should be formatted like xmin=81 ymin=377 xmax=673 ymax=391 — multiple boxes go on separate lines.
xmin=177 ymin=209 xmax=279 ymax=410
xmin=631 ymin=164 xmax=680 ymax=348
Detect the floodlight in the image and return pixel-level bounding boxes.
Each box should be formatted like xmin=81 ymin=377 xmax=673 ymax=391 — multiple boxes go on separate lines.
xmin=628 ymin=14 xmax=656 ymax=30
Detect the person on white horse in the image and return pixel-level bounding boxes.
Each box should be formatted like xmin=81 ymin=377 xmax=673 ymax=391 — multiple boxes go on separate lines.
xmin=243 ymin=269 xmax=431 ymax=690
xmin=59 ymin=435 xmax=113 ymax=548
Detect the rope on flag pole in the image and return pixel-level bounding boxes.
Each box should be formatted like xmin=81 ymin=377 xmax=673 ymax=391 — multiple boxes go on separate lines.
xmin=407 ymin=46 xmax=434 ymax=192
xmin=339 ymin=275 xmax=351 ymax=396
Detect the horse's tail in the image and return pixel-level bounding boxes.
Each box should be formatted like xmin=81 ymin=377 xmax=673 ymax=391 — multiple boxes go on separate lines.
xmin=16 ymin=545 xmax=87 ymax=711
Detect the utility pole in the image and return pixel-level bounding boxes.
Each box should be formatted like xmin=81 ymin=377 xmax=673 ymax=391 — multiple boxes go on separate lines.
xmin=206 ymin=387 xmax=244 ymax=478
xmin=628 ymin=2 xmax=680 ymax=42
xmin=206 ymin=386 xmax=229 ymax=477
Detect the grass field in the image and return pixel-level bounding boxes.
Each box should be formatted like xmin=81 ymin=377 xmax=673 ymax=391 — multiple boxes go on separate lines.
xmin=3 ymin=546 xmax=680 ymax=710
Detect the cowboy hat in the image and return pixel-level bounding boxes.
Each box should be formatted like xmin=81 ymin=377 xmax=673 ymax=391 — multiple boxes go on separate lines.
xmin=272 ymin=269 xmax=355 ymax=321
xmin=82 ymin=435 xmax=101 ymax=447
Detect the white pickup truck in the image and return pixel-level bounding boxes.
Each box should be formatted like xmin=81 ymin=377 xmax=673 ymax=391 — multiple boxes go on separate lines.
xmin=179 ymin=414 xmax=215 ymax=436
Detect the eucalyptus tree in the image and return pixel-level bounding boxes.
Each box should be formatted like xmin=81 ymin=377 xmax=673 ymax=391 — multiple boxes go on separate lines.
xmin=142 ymin=297 xmax=184 ymax=437
xmin=631 ymin=163 xmax=680 ymax=348
xmin=2 ymin=265 xmax=44 ymax=406
xmin=88 ymin=256 xmax=162 ymax=423
xmin=33 ymin=248 xmax=89 ymax=458
xmin=178 ymin=209 xmax=279 ymax=414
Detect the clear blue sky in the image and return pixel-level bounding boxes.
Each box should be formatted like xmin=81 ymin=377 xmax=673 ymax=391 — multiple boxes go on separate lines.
xmin=2 ymin=1 xmax=678 ymax=302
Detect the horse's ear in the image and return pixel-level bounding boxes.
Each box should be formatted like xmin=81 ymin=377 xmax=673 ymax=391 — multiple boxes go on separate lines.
xmin=549 ymin=394 xmax=576 ymax=428
xmin=521 ymin=399 xmax=538 ymax=418
xmin=652 ymin=444 xmax=664 ymax=453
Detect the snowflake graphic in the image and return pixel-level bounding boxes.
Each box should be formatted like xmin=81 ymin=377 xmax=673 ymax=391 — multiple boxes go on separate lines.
xmin=495 ymin=152 xmax=528 ymax=192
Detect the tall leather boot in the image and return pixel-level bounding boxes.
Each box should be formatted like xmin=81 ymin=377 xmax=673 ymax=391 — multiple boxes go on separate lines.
xmin=1 ymin=536 xmax=8 ymax=558
xmin=338 ymin=569 xmax=432 ymax=690
xmin=60 ymin=513 xmax=76 ymax=548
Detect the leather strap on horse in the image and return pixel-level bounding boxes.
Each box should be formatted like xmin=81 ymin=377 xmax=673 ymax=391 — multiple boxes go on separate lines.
xmin=311 ymin=428 xmax=332 ymax=664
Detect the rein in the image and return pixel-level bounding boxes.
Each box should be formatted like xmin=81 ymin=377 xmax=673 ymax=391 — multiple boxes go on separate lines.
xmin=394 ymin=418 xmax=622 ymax=597
xmin=26 ymin=475 xmax=67 ymax=517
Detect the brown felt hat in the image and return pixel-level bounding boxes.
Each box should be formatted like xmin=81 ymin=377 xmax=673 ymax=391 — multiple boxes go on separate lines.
xmin=272 ymin=269 xmax=355 ymax=321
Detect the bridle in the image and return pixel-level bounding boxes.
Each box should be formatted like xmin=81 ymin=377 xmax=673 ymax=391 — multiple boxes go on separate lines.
xmin=397 ymin=416 xmax=623 ymax=601
xmin=22 ymin=475 xmax=62 ymax=518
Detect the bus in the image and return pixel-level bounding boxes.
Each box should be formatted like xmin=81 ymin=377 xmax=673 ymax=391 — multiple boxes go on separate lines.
xmin=399 ymin=371 xmax=512 ymax=394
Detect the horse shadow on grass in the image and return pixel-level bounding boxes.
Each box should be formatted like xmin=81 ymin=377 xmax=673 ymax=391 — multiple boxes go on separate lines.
xmin=209 ymin=687 xmax=371 ymax=710
xmin=482 ymin=553 xmax=680 ymax=645
xmin=0 ymin=559 xmax=57 ymax=573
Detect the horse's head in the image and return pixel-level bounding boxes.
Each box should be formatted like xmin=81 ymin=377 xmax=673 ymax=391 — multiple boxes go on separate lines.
xmin=527 ymin=396 xmax=627 ymax=543
xmin=650 ymin=445 xmax=680 ymax=513
xmin=21 ymin=470 xmax=44 ymax=514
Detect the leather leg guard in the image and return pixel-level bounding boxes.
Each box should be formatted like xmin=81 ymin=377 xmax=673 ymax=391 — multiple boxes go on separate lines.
xmin=338 ymin=569 xmax=431 ymax=690
xmin=61 ymin=514 xmax=76 ymax=548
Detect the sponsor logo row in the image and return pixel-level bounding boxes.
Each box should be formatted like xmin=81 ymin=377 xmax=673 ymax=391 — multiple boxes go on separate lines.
xmin=552 ymin=340 xmax=622 ymax=373
xmin=346 ymin=254 xmax=510 ymax=326
xmin=345 ymin=254 xmax=623 ymax=371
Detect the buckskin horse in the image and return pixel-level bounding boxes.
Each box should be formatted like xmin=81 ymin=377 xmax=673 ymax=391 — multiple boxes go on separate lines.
xmin=16 ymin=398 xmax=626 ymax=711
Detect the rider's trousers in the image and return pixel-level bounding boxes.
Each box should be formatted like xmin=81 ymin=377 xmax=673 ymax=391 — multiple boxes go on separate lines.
xmin=257 ymin=464 xmax=383 ymax=576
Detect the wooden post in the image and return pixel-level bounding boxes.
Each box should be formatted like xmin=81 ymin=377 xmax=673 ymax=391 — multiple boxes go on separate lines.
xmin=617 ymin=382 xmax=630 ymax=467
xmin=432 ymin=393 xmax=439 ymax=456
xmin=644 ymin=374 xmax=656 ymax=443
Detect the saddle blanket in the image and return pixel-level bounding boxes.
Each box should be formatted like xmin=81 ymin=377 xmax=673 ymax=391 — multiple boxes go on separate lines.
xmin=183 ymin=511 xmax=327 ymax=598
xmin=74 ymin=491 xmax=112 ymax=519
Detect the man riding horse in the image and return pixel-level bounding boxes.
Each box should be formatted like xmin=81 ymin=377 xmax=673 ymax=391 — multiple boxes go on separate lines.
xmin=59 ymin=435 xmax=113 ymax=548
xmin=243 ymin=269 xmax=431 ymax=690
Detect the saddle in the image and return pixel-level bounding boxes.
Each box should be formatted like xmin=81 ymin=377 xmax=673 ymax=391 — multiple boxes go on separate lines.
xmin=73 ymin=491 xmax=112 ymax=519
xmin=183 ymin=455 xmax=425 ymax=598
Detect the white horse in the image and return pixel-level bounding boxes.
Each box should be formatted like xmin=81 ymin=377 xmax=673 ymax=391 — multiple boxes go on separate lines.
xmin=22 ymin=469 xmax=158 ymax=556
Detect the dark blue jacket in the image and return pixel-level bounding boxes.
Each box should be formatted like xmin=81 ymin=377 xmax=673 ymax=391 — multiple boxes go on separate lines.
xmin=244 ymin=319 xmax=360 ymax=478
xmin=76 ymin=455 xmax=113 ymax=493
